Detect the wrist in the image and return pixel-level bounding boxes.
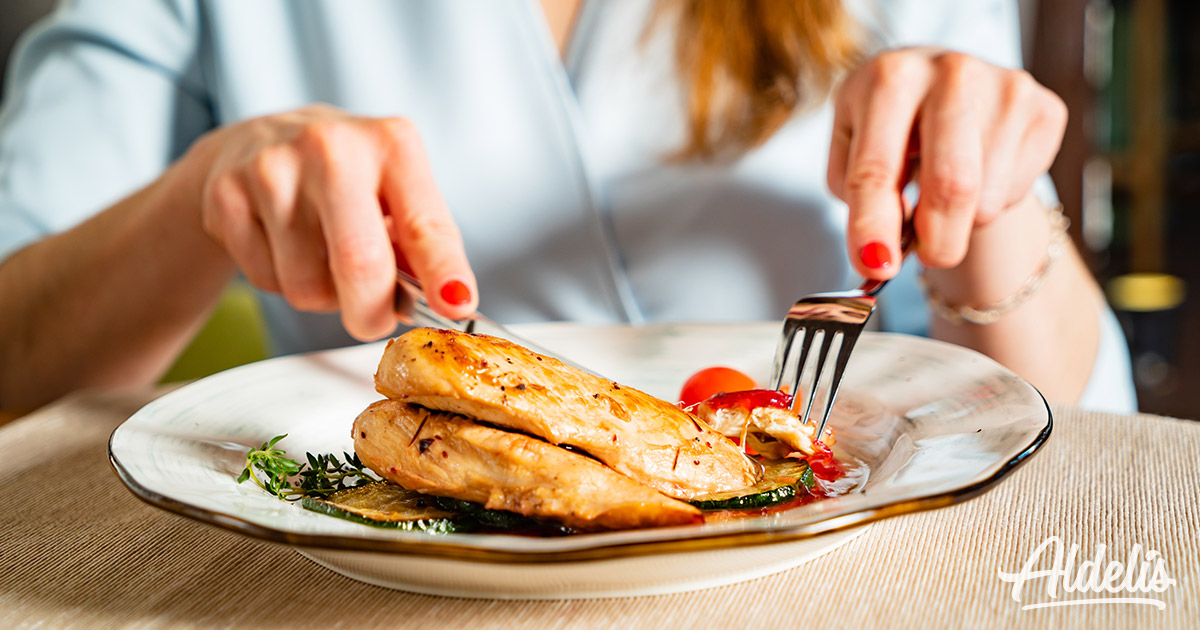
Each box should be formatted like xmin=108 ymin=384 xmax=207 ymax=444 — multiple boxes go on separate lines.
xmin=155 ymin=136 xmax=230 ymax=262
xmin=920 ymin=193 xmax=1063 ymax=320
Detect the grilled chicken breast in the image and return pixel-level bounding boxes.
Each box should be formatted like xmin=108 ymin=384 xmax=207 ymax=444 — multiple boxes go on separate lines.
xmin=353 ymin=400 xmax=702 ymax=530
xmin=374 ymin=328 xmax=760 ymax=499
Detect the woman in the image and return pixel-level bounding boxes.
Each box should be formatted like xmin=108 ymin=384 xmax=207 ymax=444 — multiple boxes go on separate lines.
xmin=0 ymin=0 xmax=1135 ymax=411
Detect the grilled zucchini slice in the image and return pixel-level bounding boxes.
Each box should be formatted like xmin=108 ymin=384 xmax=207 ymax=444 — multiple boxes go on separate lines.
xmin=688 ymin=459 xmax=815 ymax=510
xmin=301 ymin=481 xmax=467 ymax=533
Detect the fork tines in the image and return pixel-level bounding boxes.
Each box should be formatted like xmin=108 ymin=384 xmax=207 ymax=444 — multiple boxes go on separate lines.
xmin=768 ymin=294 xmax=877 ymax=438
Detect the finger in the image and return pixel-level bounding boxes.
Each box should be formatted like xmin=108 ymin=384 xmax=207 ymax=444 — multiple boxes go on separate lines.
xmin=840 ymin=54 xmax=933 ymax=280
xmin=380 ymin=202 xmax=416 ymax=277
xmin=202 ymin=171 xmax=280 ymax=292
xmin=223 ymin=215 xmax=280 ymax=293
xmin=914 ymin=55 xmax=983 ymax=268
xmin=1012 ymin=86 xmax=1068 ymax=198
xmin=299 ymin=122 xmax=400 ymax=341
xmin=977 ymin=117 xmax=1022 ymax=225
xmin=978 ymin=71 xmax=1055 ymax=223
xmin=827 ymin=87 xmax=852 ymax=200
xmin=376 ymin=117 xmax=477 ymax=319
xmin=252 ymin=143 xmax=338 ymax=313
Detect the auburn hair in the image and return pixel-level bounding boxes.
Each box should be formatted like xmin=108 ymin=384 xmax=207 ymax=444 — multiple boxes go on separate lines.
xmin=653 ymin=0 xmax=862 ymax=160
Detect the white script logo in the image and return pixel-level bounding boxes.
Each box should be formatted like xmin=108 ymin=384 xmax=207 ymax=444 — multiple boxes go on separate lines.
xmin=998 ymin=537 xmax=1176 ymax=610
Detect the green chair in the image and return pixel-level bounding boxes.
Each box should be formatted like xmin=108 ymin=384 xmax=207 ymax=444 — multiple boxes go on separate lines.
xmin=160 ymin=281 xmax=269 ymax=383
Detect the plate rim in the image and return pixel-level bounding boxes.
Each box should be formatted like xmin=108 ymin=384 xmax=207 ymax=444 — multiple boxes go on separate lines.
xmin=108 ymin=328 xmax=1053 ymax=564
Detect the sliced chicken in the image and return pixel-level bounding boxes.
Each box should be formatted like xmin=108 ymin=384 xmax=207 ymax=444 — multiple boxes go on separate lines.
xmin=374 ymin=328 xmax=760 ymax=499
xmin=352 ymin=400 xmax=702 ymax=530
xmin=691 ymin=392 xmax=836 ymax=459
xmin=694 ymin=403 xmax=817 ymax=458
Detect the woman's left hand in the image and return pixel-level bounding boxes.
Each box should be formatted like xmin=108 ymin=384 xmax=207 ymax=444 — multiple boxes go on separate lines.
xmin=826 ymin=48 xmax=1068 ymax=279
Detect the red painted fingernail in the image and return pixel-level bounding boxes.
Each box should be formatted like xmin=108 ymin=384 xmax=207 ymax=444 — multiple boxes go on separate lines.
xmin=439 ymin=279 xmax=471 ymax=306
xmin=860 ymin=241 xmax=892 ymax=270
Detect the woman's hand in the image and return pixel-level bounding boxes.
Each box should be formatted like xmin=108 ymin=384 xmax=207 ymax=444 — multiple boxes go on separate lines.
xmin=186 ymin=104 xmax=476 ymax=341
xmin=826 ymin=48 xmax=1068 ymax=279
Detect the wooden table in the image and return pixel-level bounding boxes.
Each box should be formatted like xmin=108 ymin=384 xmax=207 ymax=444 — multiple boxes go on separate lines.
xmin=1 ymin=389 xmax=1197 ymax=629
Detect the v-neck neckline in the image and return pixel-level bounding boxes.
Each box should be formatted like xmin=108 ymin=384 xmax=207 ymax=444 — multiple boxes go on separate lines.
xmin=513 ymin=0 xmax=646 ymax=325
xmin=537 ymin=0 xmax=586 ymax=61
xmin=524 ymin=0 xmax=598 ymax=90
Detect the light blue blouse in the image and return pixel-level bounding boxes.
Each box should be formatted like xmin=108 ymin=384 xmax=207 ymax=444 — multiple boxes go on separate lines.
xmin=0 ymin=0 xmax=1136 ymax=411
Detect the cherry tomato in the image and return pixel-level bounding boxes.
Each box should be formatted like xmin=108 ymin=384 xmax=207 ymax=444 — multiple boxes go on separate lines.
xmin=678 ymin=366 xmax=758 ymax=407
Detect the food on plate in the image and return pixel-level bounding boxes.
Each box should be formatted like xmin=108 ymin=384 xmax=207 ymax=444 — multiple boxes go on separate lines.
xmin=677 ymin=366 xmax=759 ymax=407
xmin=353 ymin=400 xmax=702 ymax=530
xmin=687 ymin=458 xmax=816 ymax=510
xmin=675 ymin=366 xmax=837 ymax=459
xmin=689 ymin=389 xmax=835 ymax=459
xmin=300 ymin=480 xmax=463 ymax=533
xmin=238 ymin=327 xmax=848 ymax=534
xmin=373 ymin=328 xmax=759 ymax=499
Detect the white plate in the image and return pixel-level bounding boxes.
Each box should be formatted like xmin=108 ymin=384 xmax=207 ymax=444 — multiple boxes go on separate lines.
xmin=109 ymin=323 xmax=1050 ymax=599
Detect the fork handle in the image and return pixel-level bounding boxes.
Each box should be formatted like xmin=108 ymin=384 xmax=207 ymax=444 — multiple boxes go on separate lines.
xmin=858 ymin=219 xmax=916 ymax=297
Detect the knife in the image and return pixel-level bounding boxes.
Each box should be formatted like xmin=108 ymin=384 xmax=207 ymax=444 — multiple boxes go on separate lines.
xmin=393 ymin=269 xmax=600 ymax=376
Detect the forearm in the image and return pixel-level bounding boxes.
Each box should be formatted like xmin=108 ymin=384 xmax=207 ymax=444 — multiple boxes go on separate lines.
xmin=923 ymin=194 xmax=1103 ymax=402
xmin=0 ymin=161 xmax=235 ymax=409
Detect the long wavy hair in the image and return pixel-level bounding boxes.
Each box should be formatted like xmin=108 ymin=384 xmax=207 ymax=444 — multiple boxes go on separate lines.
xmin=654 ymin=0 xmax=862 ymax=160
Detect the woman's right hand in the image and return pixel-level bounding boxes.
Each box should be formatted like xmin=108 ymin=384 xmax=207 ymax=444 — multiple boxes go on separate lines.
xmin=185 ymin=104 xmax=476 ymax=341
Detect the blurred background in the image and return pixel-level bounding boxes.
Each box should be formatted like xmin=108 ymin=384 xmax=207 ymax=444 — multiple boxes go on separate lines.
xmin=1023 ymin=0 xmax=1196 ymax=418
xmin=1 ymin=0 xmax=1194 ymax=418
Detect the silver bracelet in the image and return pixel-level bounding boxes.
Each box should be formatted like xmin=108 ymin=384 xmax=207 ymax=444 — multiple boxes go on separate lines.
xmin=919 ymin=203 xmax=1070 ymax=326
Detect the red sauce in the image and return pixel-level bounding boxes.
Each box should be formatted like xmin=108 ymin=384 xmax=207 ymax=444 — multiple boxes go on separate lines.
xmin=686 ymin=389 xmax=794 ymax=413
xmin=806 ymin=441 xmax=844 ymax=481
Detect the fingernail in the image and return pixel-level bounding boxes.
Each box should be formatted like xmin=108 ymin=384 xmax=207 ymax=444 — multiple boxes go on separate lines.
xmin=439 ymin=279 xmax=472 ymax=306
xmin=860 ymin=241 xmax=892 ymax=270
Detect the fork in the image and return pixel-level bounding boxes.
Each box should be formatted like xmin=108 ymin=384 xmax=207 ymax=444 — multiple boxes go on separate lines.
xmin=393 ymin=269 xmax=600 ymax=376
xmin=768 ymin=225 xmax=915 ymax=439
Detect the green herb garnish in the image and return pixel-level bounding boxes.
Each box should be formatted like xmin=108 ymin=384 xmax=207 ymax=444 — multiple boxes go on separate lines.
xmin=237 ymin=434 xmax=379 ymax=501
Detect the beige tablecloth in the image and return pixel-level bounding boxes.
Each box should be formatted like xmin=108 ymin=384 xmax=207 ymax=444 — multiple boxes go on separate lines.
xmin=1 ymin=389 xmax=1197 ymax=629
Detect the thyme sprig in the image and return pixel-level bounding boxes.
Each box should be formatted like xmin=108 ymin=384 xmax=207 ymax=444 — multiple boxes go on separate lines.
xmin=237 ymin=434 xmax=379 ymax=501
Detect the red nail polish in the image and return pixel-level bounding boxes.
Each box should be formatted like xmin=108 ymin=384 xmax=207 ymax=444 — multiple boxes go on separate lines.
xmin=439 ymin=279 xmax=471 ymax=306
xmin=860 ymin=241 xmax=892 ymax=270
